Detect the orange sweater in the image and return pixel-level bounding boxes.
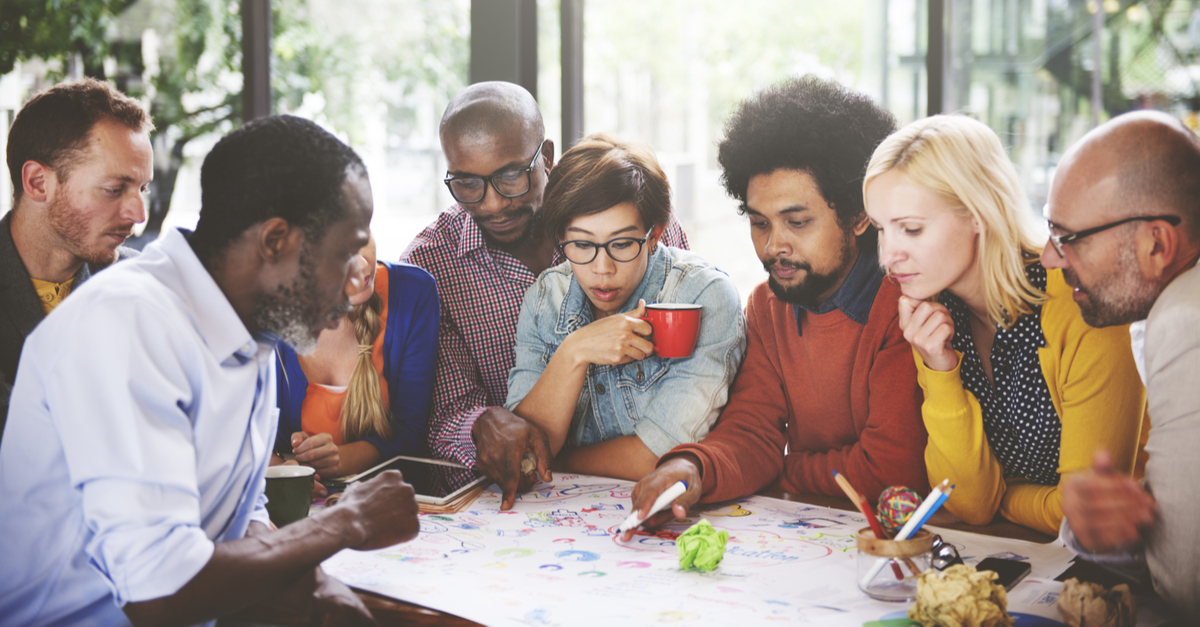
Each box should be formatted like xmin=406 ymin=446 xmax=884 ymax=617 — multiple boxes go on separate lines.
xmin=669 ymin=278 xmax=928 ymax=503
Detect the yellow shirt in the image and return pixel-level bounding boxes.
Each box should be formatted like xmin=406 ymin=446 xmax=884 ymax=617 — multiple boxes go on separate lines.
xmin=30 ymin=277 xmax=77 ymax=316
xmin=917 ymin=268 xmax=1149 ymax=536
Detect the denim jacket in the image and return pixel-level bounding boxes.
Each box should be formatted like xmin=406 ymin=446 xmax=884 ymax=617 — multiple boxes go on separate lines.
xmin=505 ymin=246 xmax=746 ymax=456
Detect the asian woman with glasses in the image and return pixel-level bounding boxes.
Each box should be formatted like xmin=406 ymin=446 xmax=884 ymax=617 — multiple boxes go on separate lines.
xmin=503 ymin=134 xmax=746 ymax=481
xmin=862 ymin=115 xmax=1149 ymax=536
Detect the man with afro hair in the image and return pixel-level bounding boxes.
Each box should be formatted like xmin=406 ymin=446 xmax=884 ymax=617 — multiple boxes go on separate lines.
xmin=625 ymin=77 xmax=929 ymax=530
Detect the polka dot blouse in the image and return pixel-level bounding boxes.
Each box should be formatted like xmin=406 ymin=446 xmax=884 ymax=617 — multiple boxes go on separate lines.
xmin=938 ymin=262 xmax=1061 ymax=486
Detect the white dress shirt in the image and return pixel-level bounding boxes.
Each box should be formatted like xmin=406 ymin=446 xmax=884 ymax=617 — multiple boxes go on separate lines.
xmin=0 ymin=228 xmax=277 ymax=626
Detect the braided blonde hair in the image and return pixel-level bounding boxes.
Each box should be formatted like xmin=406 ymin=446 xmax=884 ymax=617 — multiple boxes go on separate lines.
xmin=339 ymin=289 xmax=392 ymax=442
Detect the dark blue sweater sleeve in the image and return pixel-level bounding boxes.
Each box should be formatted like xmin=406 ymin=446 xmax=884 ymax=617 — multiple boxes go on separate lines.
xmin=359 ymin=262 xmax=439 ymax=458
xmin=274 ymin=343 xmax=308 ymax=456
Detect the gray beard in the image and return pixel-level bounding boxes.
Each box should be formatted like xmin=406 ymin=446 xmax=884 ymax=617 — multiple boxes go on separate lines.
xmin=253 ymin=252 xmax=351 ymax=354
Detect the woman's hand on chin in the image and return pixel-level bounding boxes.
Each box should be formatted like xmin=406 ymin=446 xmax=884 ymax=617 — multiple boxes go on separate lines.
xmin=562 ymin=299 xmax=655 ymax=368
xmin=897 ymin=295 xmax=958 ymax=372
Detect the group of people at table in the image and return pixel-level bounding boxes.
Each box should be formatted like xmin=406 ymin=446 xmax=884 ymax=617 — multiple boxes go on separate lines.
xmin=0 ymin=71 xmax=1195 ymax=625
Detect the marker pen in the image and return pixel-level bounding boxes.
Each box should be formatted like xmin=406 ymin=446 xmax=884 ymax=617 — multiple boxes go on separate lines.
xmin=617 ymin=480 xmax=688 ymax=534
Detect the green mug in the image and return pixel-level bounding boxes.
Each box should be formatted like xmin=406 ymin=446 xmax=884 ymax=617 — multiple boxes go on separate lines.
xmin=264 ymin=465 xmax=316 ymax=527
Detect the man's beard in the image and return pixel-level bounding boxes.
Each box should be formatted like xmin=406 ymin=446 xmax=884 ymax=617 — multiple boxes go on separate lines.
xmin=1064 ymin=243 xmax=1158 ymax=328
xmin=47 ymin=192 xmax=121 ymax=268
xmin=253 ymin=253 xmax=351 ymax=355
xmin=764 ymin=229 xmax=855 ymax=309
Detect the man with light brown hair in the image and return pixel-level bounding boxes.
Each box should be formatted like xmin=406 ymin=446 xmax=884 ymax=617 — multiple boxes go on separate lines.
xmin=1 ymin=77 xmax=153 ymax=431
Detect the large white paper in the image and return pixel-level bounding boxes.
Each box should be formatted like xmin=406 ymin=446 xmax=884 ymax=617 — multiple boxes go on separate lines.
xmin=324 ymin=473 xmax=1088 ymax=626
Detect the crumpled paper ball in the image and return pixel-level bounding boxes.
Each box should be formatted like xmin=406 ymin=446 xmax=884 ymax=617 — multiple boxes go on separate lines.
xmin=1056 ymin=578 xmax=1135 ymax=627
xmin=908 ymin=564 xmax=1015 ymax=627
xmin=677 ymin=519 xmax=729 ymax=572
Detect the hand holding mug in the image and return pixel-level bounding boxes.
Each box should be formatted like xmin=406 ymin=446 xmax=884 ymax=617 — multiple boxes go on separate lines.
xmin=897 ymin=295 xmax=957 ymax=372
xmin=562 ymin=299 xmax=655 ymax=367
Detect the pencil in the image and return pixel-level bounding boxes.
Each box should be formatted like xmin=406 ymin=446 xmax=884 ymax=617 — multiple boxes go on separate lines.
xmin=859 ymin=479 xmax=951 ymax=589
xmin=831 ymin=470 xmax=891 ymax=539
xmin=908 ymin=485 xmax=954 ymax=535
xmin=833 ymin=470 xmax=904 ymax=581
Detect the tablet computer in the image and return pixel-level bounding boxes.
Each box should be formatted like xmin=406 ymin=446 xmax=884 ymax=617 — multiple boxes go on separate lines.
xmin=323 ymin=455 xmax=489 ymax=506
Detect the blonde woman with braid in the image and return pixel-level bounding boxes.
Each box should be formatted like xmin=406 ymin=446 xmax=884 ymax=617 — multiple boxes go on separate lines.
xmin=863 ymin=115 xmax=1148 ymax=535
xmin=272 ymin=234 xmax=440 ymax=480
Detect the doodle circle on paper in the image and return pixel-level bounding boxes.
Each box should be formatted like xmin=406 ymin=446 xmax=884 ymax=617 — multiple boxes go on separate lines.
xmin=419 ymin=520 xmax=448 ymax=534
xmin=578 ymin=570 xmax=606 ymax=577
xmin=695 ymin=503 xmax=753 ymax=517
xmin=554 ymin=550 xmax=600 ymax=562
xmin=494 ymin=548 xmax=535 ymax=558
xmin=539 ymin=564 xmax=563 ymax=570
xmin=616 ymin=561 xmax=651 ymax=568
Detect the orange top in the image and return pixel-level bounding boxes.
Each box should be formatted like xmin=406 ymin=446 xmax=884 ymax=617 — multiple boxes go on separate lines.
xmin=299 ymin=264 xmax=390 ymax=444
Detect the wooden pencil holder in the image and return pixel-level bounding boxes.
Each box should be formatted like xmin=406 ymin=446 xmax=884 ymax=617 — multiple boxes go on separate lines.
xmin=856 ymin=527 xmax=933 ymax=602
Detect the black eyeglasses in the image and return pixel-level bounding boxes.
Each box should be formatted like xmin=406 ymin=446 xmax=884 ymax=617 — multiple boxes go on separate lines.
xmin=931 ymin=535 xmax=963 ymax=571
xmin=1047 ymin=214 xmax=1182 ymax=257
xmin=559 ymin=229 xmax=653 ymax=264
xmin=443 ymin=140 xmax=546 ymax=204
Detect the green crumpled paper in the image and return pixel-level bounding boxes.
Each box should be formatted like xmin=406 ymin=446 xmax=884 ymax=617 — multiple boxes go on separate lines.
xmin=677 ymin=519 xmax=729 ymax=571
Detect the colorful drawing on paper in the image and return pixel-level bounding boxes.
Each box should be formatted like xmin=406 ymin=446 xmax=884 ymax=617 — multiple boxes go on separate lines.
xmin=323 ymin=473 xmax=1077 ymax=626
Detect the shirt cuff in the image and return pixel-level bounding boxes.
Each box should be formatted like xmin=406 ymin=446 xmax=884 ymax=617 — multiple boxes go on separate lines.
xmin=456 ymin=406 xmax=487 ymax=468
xmin=1059 ymin=516 xmax=1144 ymax=564
xmin=916 ymin=350 xmax=972 ymax=407
xmin=101 ymin=526 xmax=215 ymax=606
xmin=249 ymin=493 xmax=272 ymax=530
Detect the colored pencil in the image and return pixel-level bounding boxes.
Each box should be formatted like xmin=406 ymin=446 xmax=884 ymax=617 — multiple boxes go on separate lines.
xmin=832 ymin=470 xmax=891 ymax=539
xmin=909 ymin=485 xmax=955 ymax=535
xmin=833 ymin=470 xmax=903 ymax=580
xmin=859 ymin=479 xmax=950 ymax=589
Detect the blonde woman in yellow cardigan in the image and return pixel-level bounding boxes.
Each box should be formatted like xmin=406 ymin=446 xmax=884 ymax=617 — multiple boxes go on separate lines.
xmin=862 ymin=115 xmax=1148 ymax=536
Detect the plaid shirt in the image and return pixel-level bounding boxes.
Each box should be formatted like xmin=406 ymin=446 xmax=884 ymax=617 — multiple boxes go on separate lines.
xmin=401 ymin=205 xmax=689 ymax=467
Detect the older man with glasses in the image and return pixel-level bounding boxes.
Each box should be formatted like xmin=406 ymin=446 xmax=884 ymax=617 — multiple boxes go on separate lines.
xmin=401 ymin=82 xmax=687 ymax=508
xmin=1043 ymin=111 xmax=1200 ymax=619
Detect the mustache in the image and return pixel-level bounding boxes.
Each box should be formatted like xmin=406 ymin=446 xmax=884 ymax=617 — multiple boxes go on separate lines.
xmin=762 ymin=258 xmax=812 ymax=273
xmin=480 ymin=206 xmax=532 ymax=225
xmin=1061 ymin=268 xmax=1084 ymax=292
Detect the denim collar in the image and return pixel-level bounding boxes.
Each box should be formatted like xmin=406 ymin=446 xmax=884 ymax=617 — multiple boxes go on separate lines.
xmin=556 ymin=245 xmax=669 ymax=335
xmin=793 ymin=248 xmax=884 ymax=336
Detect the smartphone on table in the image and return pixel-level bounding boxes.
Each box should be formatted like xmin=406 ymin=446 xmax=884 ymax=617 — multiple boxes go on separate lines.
xmin=975 ymin=557 xmax=1031 ymax=591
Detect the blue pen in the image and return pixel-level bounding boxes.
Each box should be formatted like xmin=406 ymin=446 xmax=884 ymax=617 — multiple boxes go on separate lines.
xmin=909 ymin=485 xmax=955 ymax=535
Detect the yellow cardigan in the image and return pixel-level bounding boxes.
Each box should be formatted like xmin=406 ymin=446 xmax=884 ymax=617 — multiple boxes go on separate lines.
xmin=916 ymin=268 xmax=1148 ymax=536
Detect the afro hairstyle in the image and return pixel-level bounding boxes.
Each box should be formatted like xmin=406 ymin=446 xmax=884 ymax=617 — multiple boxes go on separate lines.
xmin=717 ymin=76 xmax=896 ymax=247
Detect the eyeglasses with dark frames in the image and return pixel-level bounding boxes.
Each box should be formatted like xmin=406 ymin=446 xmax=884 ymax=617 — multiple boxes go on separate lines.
xmin=443 ymin=140 xmax=547 ymax=204
xmin=558 ymin=229 xmax=654 ymax=265
xmin=930 ymin=534 xmax=963 ymax=571
xmin=1047 ymin=214 xmax=1182 ymax=257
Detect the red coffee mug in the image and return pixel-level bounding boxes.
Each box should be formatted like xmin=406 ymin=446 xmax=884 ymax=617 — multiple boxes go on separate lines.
xmin=641 ymin=303 xmax=702 ymax=358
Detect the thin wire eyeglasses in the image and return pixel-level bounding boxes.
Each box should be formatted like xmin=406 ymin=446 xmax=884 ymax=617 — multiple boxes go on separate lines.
xmin=443 ymin=140 xmax=547 ymax=204
xmin=558 ymin=229 xmax=654 ymax=264
xmin=1047 ymin=214 xmax=1181 ymax=257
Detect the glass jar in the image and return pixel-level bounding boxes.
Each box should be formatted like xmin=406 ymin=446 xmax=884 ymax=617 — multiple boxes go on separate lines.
xmin=856 ymin=527 xmax=933 ymax=602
